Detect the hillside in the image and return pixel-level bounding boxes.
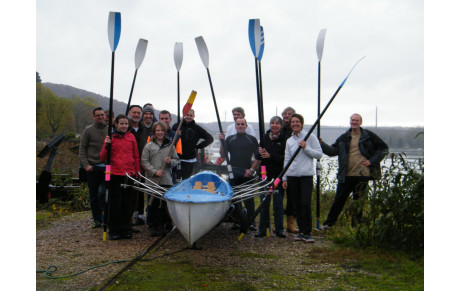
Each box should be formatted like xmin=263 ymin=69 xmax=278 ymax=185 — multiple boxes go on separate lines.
xmin=41 ymin=83 xmax=424 ymax=151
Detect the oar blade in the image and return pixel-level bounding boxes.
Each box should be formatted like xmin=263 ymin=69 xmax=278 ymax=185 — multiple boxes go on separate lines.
xmin=258 ymin=26 xmax=265 ymax=61
xmin=134 ymin=38 xmax=148 ymax=69
xmin=340 ymin=56 xmax=366 ymax=87
xmin=108 ymin=12 xmax=121 ymax=52
xmin=182 ymin=90 xmax=197 ymax=116
xmin=316 ymin=29 xmax=327 ymax=61
xmin=174 ymin=42 xmax=184 ymax=71
xmin=248 ymin=19 xmax=262 ymax=58
xmin=248 ymin=19 xmax=257 ymax=57
xmin=195 ymin=36 xmax=209 ymax=68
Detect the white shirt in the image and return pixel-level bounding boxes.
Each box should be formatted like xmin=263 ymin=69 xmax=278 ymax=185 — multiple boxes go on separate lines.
xmin=225 ymin=123 xmax=257 ymax=139
xmin=283 ymin=129 xmax=322 ymax=180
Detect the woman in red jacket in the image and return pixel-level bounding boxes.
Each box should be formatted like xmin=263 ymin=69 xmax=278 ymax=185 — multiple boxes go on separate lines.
xmin=100 ymin=114 xmax=140 ymax=240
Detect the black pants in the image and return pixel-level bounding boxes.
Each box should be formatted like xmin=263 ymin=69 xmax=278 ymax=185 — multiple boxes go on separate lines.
xmin=147 ymin=186 xmax=172 ymax=229
xmin=180 ymin=161 xmax=195 ymax=180
xmin=108 ymin=175 xmax=134 ymax=235
xmin=86 ymin=166 xmax=105 ymax=223
xmin=325 ymin=176 xmax=370 ymax=226
xmin=287 ymin=176 xmax=313 ymax=235
xmin=232 ymin=167 xmax=255 ymax=225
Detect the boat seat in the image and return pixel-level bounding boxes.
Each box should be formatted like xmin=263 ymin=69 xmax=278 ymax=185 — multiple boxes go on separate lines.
xmin=193 ymin=181 xmax=203 ymax=189
xmin=206 ymin=182 xmax=216 ymax=193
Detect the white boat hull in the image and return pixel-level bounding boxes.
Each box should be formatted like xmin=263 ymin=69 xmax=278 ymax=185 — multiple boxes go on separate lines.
xmin=167 ymin=200 xmax=231 ymax=245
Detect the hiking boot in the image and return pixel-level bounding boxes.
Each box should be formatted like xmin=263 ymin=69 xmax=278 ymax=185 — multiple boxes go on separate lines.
xmin=304 ymin=234 xmax=315 ymax=243
xmin=255 ymin=232 xmax=266 ymax=238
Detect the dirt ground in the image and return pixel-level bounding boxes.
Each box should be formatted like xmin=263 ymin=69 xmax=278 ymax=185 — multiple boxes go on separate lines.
xmin=36 ymin=211 xmax=334 ymax=290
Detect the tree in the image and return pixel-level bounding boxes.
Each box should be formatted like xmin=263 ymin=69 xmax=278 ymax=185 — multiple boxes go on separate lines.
xmin=36 ymin=71 xmax=42 ymax=83
xmin=36 ymin=85 xmax=74 ymax=137
xmin=71 ymin=95 xmax=98 ymax=134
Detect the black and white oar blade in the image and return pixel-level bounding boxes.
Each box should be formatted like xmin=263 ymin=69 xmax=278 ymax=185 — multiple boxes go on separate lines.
xmin=174 ymin=42 xmax=183 ymax=71
xmin=195 ymin=36 xmax=209 ymax=68
xmin=134 ymin=38 xmax=148 ymax=69
xmin=108 ymin=12 xmax=121 ymax=52
xmin=316 ymin=29 xmax=327 ymax=61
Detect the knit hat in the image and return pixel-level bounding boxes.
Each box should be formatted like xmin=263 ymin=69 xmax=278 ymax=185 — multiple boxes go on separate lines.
xmin=142 ymin=107 xmax=155 ymax=116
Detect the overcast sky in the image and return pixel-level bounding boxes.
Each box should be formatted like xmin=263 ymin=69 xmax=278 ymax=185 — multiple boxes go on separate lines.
xmin=35 ymin=0 xmax=423 ymax=127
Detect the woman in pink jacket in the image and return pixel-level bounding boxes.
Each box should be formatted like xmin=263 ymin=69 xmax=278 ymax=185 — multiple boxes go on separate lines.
xmin=100 ymin=114 xmax=140 ymax=240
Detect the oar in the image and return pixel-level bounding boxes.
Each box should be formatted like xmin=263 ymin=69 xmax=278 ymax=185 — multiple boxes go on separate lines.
xmin=125 ymin=38 xmax=148 ymax=115
xmin=248 ymin=19 xmax=268 ymax=238
xmin=104 ymin=11 xmax=121 ymax=242
xmin=147 ymin=90 xmax=197 ymax=207
xmin=195 ymin=36 xmax=234 ymax=183
xmin=315 ymin=28 xmax=327 ymax=229
xmin=248 ymin=19 xmax=265 ymax=143
xmin=174 ymin=42 xmax=183 ymax=123
xmin=247 ymin=56 xmax=366 ymax=233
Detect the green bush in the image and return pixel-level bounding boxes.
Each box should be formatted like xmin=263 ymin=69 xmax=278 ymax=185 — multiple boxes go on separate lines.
xmin=322 ymin=153 xmax=424 ymax=255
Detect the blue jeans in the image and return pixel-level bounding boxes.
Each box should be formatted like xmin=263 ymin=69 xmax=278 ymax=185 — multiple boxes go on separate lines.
xmin=86 ymin=166 xmax=105 ymax=223
xmin=258 ymin=188 xmax=284 ymax=233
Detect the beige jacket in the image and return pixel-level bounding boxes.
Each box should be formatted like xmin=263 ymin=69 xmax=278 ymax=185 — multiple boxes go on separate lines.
xmin=141 ymin=138 xmax=179 ymax=186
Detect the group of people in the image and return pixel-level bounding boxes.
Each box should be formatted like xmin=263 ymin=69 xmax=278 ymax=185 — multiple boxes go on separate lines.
xmin=80 ymin=103 xmax=388 ymax=243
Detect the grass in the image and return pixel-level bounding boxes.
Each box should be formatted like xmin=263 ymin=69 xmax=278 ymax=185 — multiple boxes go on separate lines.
xmin=98 ymin=238 xmax=423 ymax=290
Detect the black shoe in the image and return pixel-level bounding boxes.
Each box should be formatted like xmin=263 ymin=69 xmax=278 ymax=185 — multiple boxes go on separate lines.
xmin=148 ymin=228 xmax=160 ymax=237
xmin=255 ymin=232 xmax=266 ymax=238
xmin=132 ymin=228 xmax=141 ymax=234
xmin=275 ymin=231 xmax=286 ymax=238
xmin=248 ymin=225 xmax=257 ymax=231
xmin=121 ymin=233 xmax=132 ymax=239
xmin=109 ymin=234 xmax=121 ymax=240
xmin=231 ymin=224 xmax=240 ymax=230
xmin=133 ymin=217 xmax=145 ymax=226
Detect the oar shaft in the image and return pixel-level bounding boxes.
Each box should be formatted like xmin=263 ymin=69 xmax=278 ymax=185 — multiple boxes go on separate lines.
xmin=205 ymin=68 xmax=234 ymax=182
xmin=177 ymin=71 xmax=180 ymax=123
xmin=125 ymin=69 xmax=138 ymax=115
xmin=274 ymin=81 xmax=345 ymax=188
xmin=316 ymin=61 xmax=321 ymax=229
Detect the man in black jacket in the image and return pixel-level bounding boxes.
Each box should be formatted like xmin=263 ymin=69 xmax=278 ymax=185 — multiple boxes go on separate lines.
xmin=173 ymin=109 xmax=214 ymax=179
xmin=320 ymin=113 xmax=388 ymax=228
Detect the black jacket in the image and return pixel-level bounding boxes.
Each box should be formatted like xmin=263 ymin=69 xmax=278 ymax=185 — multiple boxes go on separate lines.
xmin=321 ymin=128 xmax=388 ymax=183
xmin=173 ymin=120 xmax=213 ymax=160
xmin=256 ymin=129 xmax=287 ymax=179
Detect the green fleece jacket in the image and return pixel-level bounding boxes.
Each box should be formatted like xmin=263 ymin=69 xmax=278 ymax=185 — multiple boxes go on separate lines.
xmin=79 ymin=122 xmax=107 ymax=168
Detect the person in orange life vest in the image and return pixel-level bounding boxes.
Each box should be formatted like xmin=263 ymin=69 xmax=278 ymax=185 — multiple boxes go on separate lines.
xmin=100 ymin=114 xmax=140 ymax=240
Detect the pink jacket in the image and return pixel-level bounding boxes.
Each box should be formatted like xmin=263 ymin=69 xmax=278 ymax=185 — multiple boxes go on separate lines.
xmin=100 ymin=131 xmax=140 ymax=176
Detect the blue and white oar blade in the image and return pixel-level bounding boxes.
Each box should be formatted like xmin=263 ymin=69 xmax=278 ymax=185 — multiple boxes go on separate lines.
xmin=340 ymin=56 xmax=366 ymax=87
xmin=134 ymin=39 xmax=148 ymax=69
xmin=108 ymin=12 xmax=121 ymax=52
xmin=257 ymin=26 xmax=265 ymax=61
xmin=248 ymin=19 xmax=257 ymax=57
xmin=174 ymin=42 xmax=183 ymax=71
xmin=316 ymin=29 xmax=327 ymax=61
xmin=195 ymin=36 xmax=209 ymax=69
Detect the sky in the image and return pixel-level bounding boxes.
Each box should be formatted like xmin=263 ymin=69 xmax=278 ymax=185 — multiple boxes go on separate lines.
xmin=35 ymin=0 xmax=424 ymax=127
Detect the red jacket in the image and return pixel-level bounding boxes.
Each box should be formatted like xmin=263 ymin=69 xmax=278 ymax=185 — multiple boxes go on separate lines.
xmin=100 ymin=131 xmax=140 ymax=176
